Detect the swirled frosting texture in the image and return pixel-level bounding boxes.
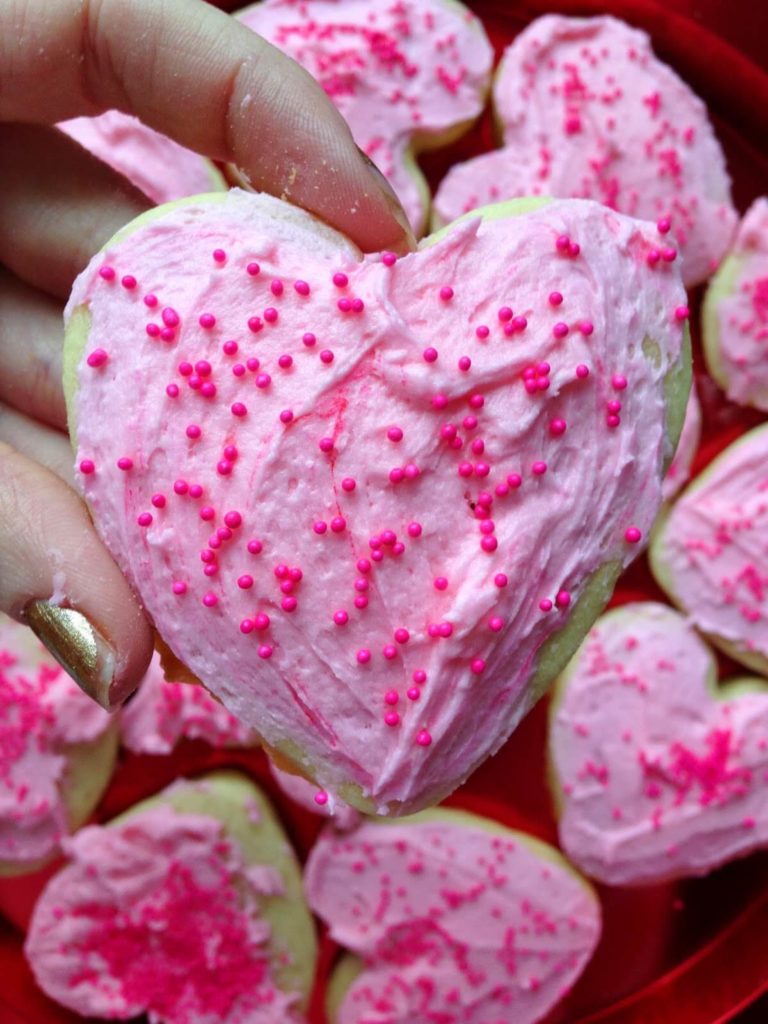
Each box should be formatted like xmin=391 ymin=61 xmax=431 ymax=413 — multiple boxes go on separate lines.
xmin=704 ymin=198 xmax=768 ymax=410
xmin=25 ymin=807 xmax=300 ymax=1023
xmin=550 ymin=603 xmax=768 ymax=884
xmin=238 ymin=0 xmax=493 ymax=234
xmin=0 ymin=613 xmax=113 ymax=867
xmin=651 ymin=424 xmax=768 ymax=673
xmin=120 ymin=651 xmax=255 ymax=754
xmin=306 ymin=813 xmax=600 ymax=1023
xmin=67 ymin=189 xmax=686 ymax=814
xmin=433 ymin=15 xmax=737 ymax=286
xmin=58 ymin=112 xmax=222 ymax=205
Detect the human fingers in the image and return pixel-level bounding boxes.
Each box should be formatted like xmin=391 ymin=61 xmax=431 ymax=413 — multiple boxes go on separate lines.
xmin=0 ymin=403 xmax=73 ymax=484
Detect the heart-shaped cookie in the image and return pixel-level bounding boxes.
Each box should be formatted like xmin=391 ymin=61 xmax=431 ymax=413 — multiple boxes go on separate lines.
xmin=64 ymin=190 xmax=689 ymax=815
xmin=650 ymin=423 xmax=768 ymax=676
xmin=307 ymin=808 xmax=601 ymax=1024
xmin=550 ymin=602 xmax=768 ymax=885
xmin=238 ymin=0 xmax=493 ymax=234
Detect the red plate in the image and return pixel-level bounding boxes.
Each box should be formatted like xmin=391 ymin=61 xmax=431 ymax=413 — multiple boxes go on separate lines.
xmin=2 ymin=2 xmax=767 ymax=1021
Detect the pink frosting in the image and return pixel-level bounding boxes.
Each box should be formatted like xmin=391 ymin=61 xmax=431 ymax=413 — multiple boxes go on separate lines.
xmin=434 ymin=15 xmax=737 ymax=287
xmin=550 ymin=602 xmax=768 ymax=884
xmin=58 ymin=111 xmax=220 ymax=205
xmin=653 ymin=424 xmax=768 ymax=668
xmin=306 ymin=815 xmax=600 ymax=1023
xmin=0 ymin=613 xmax=113 ymax=867
xmin=121 ymin=651 xmax=255 ymax=754
xmin=269 ymin=761 xmax=359 ymax=829
xmin=68 ymin=189 xmax=686 ymax=814
xmin=25 ymin=806 xmax=301 ymax=1023
xmin=662 ymin=384 xmax=701 ymax=501
xmin=707 ymin=198 xmax=768 ymax=409
xmin=238 ymin=0 xmax=493 ymax=233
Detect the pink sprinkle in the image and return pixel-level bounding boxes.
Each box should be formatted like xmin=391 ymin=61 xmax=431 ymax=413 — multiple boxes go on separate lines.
xmin=495 ymin=573 xmax=508 ymax=588
xmin=556 ymin=235 xmax=570 ymax=253
xmin=548 ymin=291 xmax=563 ymax=306
xmin=384 ymin=690 xmax=399 ymax=706
xmin=579 ymin=320 xmax=594 ymax=336
xmin=151 ymin=494 xmax=166 ymax=509
xmin=146 ymin=323 xmax=160 ymax=338
xmin=314 ymin=791 xmax=328 ymax=806
xmin=255 ymin=373 xmax=271 ymax=389
xmin=662 ymin=246 xmax=677 ymax=263
xmin=137 ymin=512 xmax=153 ymax=527
xmin=394 ymin=628 xmax=410 ymax=644
xmin=303 ymin=332 xmax=317 ymax=348
xmin=166 ymin=383 xmax=179 ymax=398
xmin=432 ymin=394 xmax=448 ymax=410
xmin=434 ymin=577 xmax=449 ymax=591
xmin=281 ymin=596 xmax=297 ymax=613
xmin=357 ymin=558 xmax=371 ymax=574
xmin=413 ymin=670 xmax=427 ymax=686
xmin=337 ymin=297 xmax=351 ymax=312
xmin=174 ymin=480 xmax=189 ymax=495
xmin=162 ymin=307 xmax=180 ymax=328
xmin=612 ymin=374 xmax=628 ymax=391
xmin=549 ymin=418 xmax=567 ymax=436
xmin=489 ymin=617 xmax=504 ymax=632
xmin=390 ymin=467 xmax=405 ymax=484
xmin=674 ymin=305 xmax=690 ymax=321
xmin=341 ymin=477 xmax=356 ymax=492
xmin=576 ymin=364 xmax=590 ymax=379
xmin=313 ymin=521 xmax=327 ymax=535
xmin=458 ymin=356 xmax=472 ymax=371
xmin=319 ymin=437 xmax=334 ymax=453
xmin=512 ymin=315 xmax=528 ymax=332
xmin=144 ymin=293 xmax=157 ymax=307
xmin=237 ymin=575 xmax=254 ymax=590
xmin=532 ymin=461 xmax=547 ymax=476
xmin=498 ymin=306 xmax=513 ymax=322
xmin=248 ymin=317 xmax=263 ymax=334
xmin=556 ymin=590 xmax=571 ymax=608
xmin=202 ymin=593 xmax=218 ymax=608
xmin=263 ymin=307 xmax=278 ymax=323
xmin=471 ymin=658 xmax=486 ymax=675
xmin=294 ymin=280 xmax=310 ymax=296
xmin=213 ymin=248 xmax=226 ymax=263
xmin=258 ymin=645 xmax=273 ymax=659
xmin=247 ymin=539 xmax=263 ymax=555
xmin=117 ymin=457 xmax=133 ymax=471
xmin=481 ymin=536 xmax=498 ymax=553
xmin=539 ymin=598 xmax=553 ymax=612
xmin=199 ymin=313 xmax=216 ymax=328
xmin=277 ymin=354 xmax=293 ymax=370
xmin=172 ymin=582 xmax=187 ymax=595
xmin=330 ymin=516 xmax=346 ymax=533
xmin=333 ymin=610 xmax=349 ymax=626
xmin=657 ymin=216 xmax=672 ymax=234
xmin=407 ymin=522 xmax=422 ymax=538
xmin=475 ymin=325 xmax=490 ymax=339
xmin=439 ymin=622 xmax=453 ymax=638
xmin=231 ymin=402 xmax=248 ymax=418
xmin=189 ymin=485 xmax=203 ymax=499
xmin=387 ymin=426 xmax=404 ymax=443
xmin=99 ymin=265 xmax=115 ymax=281
xmin=87 ymin=348 xmax=108 ymax=368
xmin=384 ymin=711 xmax=400 ymax=727
xmin=357 ymin=649 xmax=371 ymax=665
xmin=407 ymin=687 xmax=421 ymax=701
xmin=79 ymin=459 xmax=95 ymax=474
xmin=200 ymin=507 xmax=215 ymax=521
xmin=439 ymin=286 xmax=454 ymax=301
xmin=417 ymin=729 xmax=432 ymax=747
xmin=247 ymin=262 xmax=260 ymax=276
xmin=254 ymin=612 xmax=270 ymax=630
xmin=222 ymin=340 xmax=238 ymax=356
xmin=333 ymin=272 xmax=348 ymax=288
xmin=320 ymin=349 xmax=334 ymax=364
xmin=423 ymin=347 xmax=438 ymax=363
xmin=186 ymin=424 xmax=201 ymax=440
xmin=625 ymin=526 xmax=643 ymax=543
xmin=553 ymin=322 xmax=569 ymax=339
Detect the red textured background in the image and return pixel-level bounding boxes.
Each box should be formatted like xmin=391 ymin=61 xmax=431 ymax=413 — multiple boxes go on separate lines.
xmin=1 ymin=2 xmax=767 ymax=1022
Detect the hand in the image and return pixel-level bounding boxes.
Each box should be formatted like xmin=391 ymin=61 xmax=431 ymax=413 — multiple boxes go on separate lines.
xmin=0 ymin=0 xmax=413 ymax=710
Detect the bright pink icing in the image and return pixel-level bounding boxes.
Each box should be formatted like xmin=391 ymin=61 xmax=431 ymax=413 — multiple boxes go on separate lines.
xmin=120 ymin=651 xmax=254 ymax=754
xmin=58 ymin=111 xmax=219 ymax=205
xmin=68 ymin=189 xmax=686 ymax=814
xmin=654 ymin=424 xmax=768 ymax=667
xmin=0 ymin=614 xmax=112 ymax=867
xmin=434 ymin=15 xmax=737 ymax=287
xmin=25 ymin=806 xmax=300 ymax=1023
xmin=305 ymin=815 xmax=600 ymax=1023
xmin=269 ymin=761 xmax=359 ymax=829
xmin=662 ymin=384 xmax=701 ymax=501
xmin=238 ymin=0 xmax=493 ymax=233
xmin=709 ymin=198 xmax=768 ymax=410
xmin=550 ymin=602 xmax=768 ymax=884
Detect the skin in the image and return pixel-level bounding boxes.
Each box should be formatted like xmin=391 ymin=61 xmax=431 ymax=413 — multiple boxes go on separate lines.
xmin=0 ymin=0 xmax=413 ymax=706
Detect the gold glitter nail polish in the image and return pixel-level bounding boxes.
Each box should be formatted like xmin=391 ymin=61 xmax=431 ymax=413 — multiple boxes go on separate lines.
xmin=23 ymin=602 xmax=117 ymax=711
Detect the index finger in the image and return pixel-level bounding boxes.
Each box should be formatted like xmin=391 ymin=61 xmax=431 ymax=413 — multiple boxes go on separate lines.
xmin=1 ymin=0 xmax=414 ymax=253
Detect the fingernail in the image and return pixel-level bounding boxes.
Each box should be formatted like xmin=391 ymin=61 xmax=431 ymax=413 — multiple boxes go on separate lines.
xmin=356 ymin=147 xmax=416 ymax=249
xmin=23 ymin=601 xmax=120 ymax=711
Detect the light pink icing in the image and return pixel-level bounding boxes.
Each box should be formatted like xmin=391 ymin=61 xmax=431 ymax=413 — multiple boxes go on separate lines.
xmin=434 ymin=15 xmax=737 ymax=287
xmin=306 ymin=815 xmax=600 ymax=1023
xmin=708 ymin=198 xmax=768 ymax=409
xmin=269 ymin=761 xmax=359 ymax=829
xmin=68 ymin=189 xmax=687 ymax=814
xmin=662 ymin=384 xmax=701 ymax=501
xmin=238 ymin=0 xmax=493 ymax=233
xmin=550 ymin=602 xmax=768 ymax=884
xmin=121 ymin=651 xmax=255 ymax=754
xmin=653 ymin=424 xmax=768 ymax=667
xmin=25 ymin=806 xmax=301 ymax=1023
xmin=58 ymin=111 xmax=220 ymax=205
xmin=0 ymin=613 xmax=112 ymax=867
